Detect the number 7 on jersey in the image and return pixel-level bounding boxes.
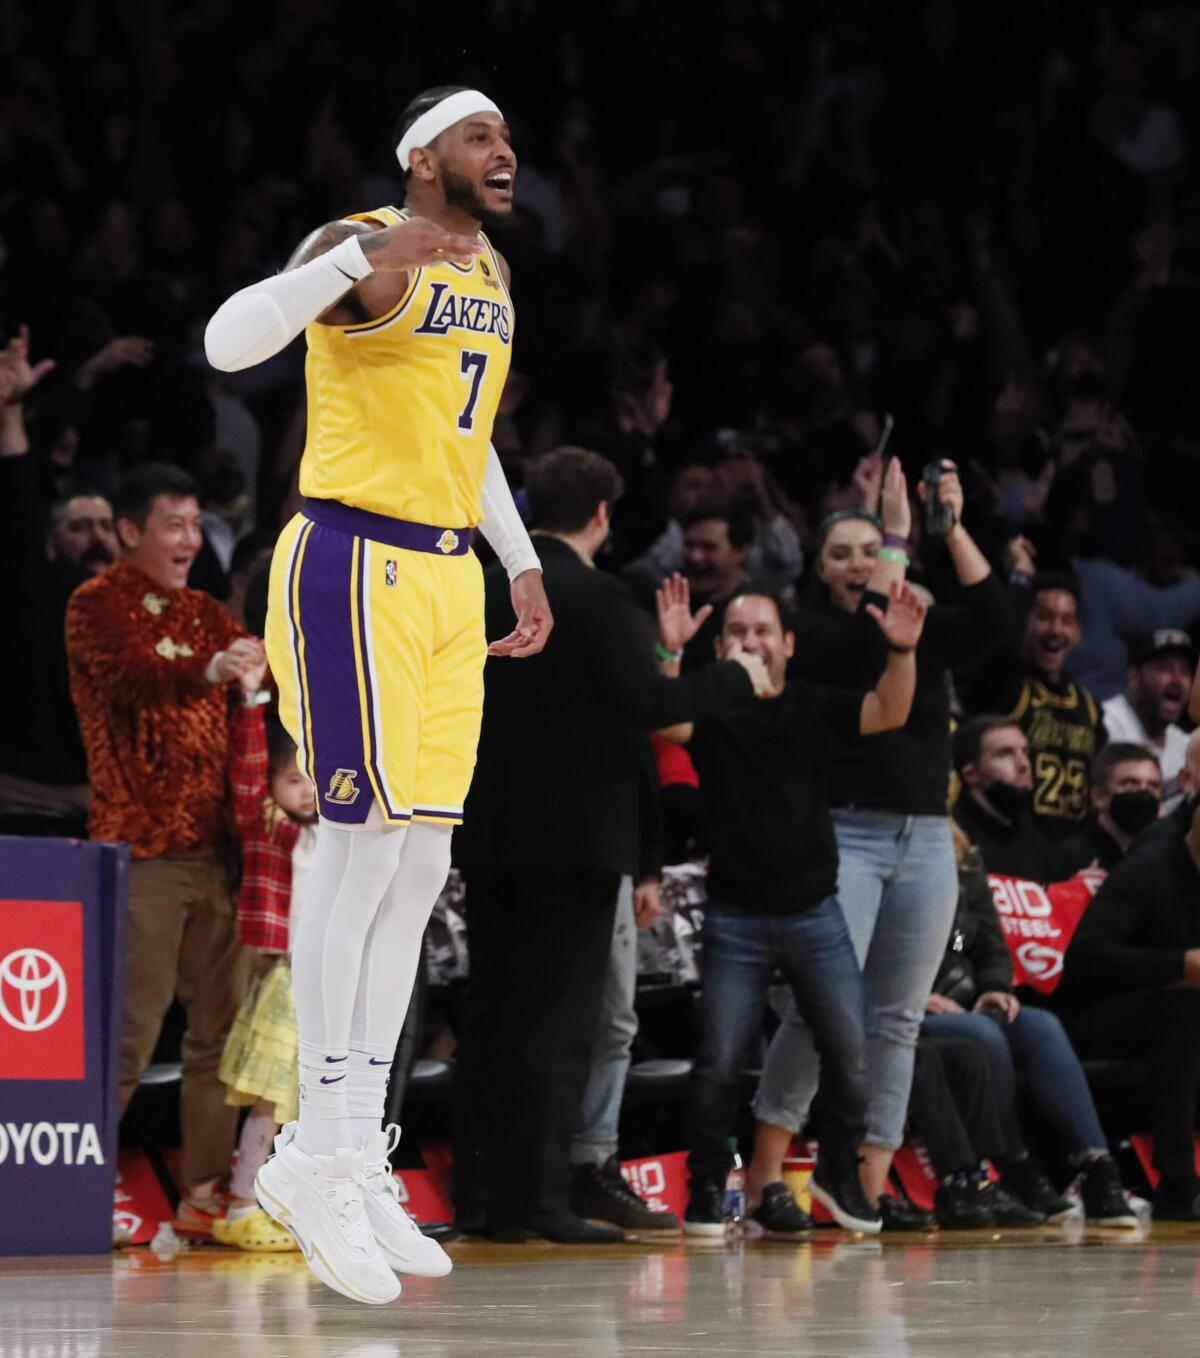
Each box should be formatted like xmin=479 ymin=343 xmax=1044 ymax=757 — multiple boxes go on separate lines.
xmin=458 ymin=350 xmax=489 ymax=433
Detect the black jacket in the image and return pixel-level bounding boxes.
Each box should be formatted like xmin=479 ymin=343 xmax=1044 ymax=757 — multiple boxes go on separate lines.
xmin=800 ymin=572 xmax=1011 ymax=816
xmin=935 ymin=842 xmax=1015 ymax=1004
xmin=953 ymin=792 xmax=1061 ymax=883
xmin=457 ymin=537 xmax=754 ymax=877
xmin=1058 ymin=835 xmax=1200 ymax=1008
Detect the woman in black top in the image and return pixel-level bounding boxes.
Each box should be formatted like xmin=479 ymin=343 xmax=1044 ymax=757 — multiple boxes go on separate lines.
xmin=747 ymin=462 xmax=1012 ymax=1226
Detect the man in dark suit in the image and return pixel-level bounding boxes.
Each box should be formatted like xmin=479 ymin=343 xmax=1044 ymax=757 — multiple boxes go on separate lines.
xmin=453 ymin=445 xmax=767 ymax=1243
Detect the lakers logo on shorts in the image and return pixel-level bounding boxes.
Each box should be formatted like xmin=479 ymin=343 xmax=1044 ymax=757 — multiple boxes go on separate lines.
xmin=327 ymin=768 xmax=361 ymax=804
xmin=437 ymin=530 xmax=460 ymax=555
xmin=385 ymin=559 xmax=398 ymax=587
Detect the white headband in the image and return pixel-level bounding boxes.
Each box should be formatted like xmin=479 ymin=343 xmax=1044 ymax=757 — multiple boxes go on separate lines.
xmin=396 ymin=90 xmax=503 ymax=171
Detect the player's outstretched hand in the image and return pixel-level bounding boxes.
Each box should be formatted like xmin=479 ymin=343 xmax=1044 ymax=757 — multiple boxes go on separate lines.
xmin=489 ymin=569 xmax=554 ymax=658
xmin=364 ymin=217 xmax=484 ymax=272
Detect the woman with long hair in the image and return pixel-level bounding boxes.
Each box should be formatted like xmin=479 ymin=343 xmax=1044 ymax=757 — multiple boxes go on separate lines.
xmin=745 ymin=461 xmax=1013 ymax=1234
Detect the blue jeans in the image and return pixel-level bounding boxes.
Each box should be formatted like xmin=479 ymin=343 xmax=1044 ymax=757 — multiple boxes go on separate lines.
xmin=755 ymin=811 xmax=957 ymax=1150
xmin=686 ymin=897 xmax=868 ymax=1184
xmin=922 ymin=1007 xmax=1107 ymax=1155
xmin=571 ymin=877 xmax=638 ymax=1167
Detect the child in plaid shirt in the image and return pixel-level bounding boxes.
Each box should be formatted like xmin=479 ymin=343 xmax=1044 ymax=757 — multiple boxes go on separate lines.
xmin=214 ymin=672 xmax=318 ymax=1252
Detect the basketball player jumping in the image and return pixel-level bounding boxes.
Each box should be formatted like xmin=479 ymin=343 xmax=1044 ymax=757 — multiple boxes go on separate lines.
xmin=206 ymin=86 xmax=551 ymax=1304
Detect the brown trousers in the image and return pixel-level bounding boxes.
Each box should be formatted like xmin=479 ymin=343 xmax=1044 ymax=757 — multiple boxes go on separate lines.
xmin=119 ymin=854 xmax=252 ymax=1189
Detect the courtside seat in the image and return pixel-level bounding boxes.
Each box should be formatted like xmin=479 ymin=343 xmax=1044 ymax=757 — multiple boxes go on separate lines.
xmin=1080 ymin=1057 xmax=1149 ymax=1131
xmin=625 ymin=1058 xmax=692 ymax=1105
xmin=407 ymin=1058 xmax=453 ymax=1103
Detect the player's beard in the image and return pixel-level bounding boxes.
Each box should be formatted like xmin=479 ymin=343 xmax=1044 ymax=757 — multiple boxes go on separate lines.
xmin=442 ymin=164 xmax=501 ymax=227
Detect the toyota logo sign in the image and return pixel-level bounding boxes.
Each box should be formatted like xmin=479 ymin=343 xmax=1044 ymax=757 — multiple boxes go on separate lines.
xmin=0 ymin=948 xmax=69 ymax=1033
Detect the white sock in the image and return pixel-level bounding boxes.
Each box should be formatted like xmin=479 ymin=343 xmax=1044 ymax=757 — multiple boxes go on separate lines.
xmin=290 ymin=811 xmax=407 ymax=1157
xmin=345 ymin=824 xmax=452 ymax=1147
xmin=348 ymin=1043 xmax=393 ymax=1148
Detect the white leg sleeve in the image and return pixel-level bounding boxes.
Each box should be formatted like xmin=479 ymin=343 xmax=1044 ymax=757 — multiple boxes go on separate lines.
xmin=291 ymin=815 xmax=407 ymax=1155
xmin=204 ymin=234 xmax=374 ymax=373
xmin=478 ymin=445 xmax=542 ymax=580
xmin=346 ymin=823 xmax=453 ymax=1143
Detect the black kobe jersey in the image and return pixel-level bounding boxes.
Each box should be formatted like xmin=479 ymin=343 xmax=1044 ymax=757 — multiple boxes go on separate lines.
xmin=1012 ymin=674 xmax=1106 ymax=838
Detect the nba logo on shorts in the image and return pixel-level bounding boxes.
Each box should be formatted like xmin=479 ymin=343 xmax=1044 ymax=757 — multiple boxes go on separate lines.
xmin=327 ymin=769 xmax=361 ymax=804
xmin=385 ymin=559 xmax=397 ymax=587
xmin=0 ymin=898 xmax=85 ymax=1081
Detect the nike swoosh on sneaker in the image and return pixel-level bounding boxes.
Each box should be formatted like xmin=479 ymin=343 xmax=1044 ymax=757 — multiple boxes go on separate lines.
xmin=320 ymin=1074 xmax=346 ymax=1085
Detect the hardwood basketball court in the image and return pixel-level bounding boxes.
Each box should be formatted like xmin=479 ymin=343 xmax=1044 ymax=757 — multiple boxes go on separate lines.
xmin=3 ymin=1227 xmax=1194 ymax=1357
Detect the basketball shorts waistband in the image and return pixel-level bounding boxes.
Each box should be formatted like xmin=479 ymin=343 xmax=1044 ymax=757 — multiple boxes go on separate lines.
xmin=301 ymin=498 xmax=473 ymax=556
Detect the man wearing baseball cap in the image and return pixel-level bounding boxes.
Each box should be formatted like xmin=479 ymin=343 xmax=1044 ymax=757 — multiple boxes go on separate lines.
xmin=1102 ymin=629 xmax=1196 ymax=808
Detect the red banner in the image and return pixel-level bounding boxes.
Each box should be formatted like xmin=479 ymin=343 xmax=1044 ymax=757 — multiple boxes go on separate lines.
xmin=115 ymin=1149 xmax=175 ymax=1245
xmin=891 ymin=1142 xmax=939 ymax=1211
xmin=989 ymin=870 xmax=1104 ymax=993
xmin=620 ymin=1151 xmax=689 ymax=1222
xmin=1129 ymin=1133 xmax=1200 ymax=1187
xmin=0 ymin=899 xmax=85 ymax=1081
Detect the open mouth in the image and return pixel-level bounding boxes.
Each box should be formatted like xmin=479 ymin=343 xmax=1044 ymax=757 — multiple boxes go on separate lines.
xmin=484 ymin=168 xmax=514 ymax=198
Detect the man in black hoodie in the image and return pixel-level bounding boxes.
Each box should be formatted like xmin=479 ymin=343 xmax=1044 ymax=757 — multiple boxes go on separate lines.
xmin=1058 ymin=800 xmax=1200 ymax=1222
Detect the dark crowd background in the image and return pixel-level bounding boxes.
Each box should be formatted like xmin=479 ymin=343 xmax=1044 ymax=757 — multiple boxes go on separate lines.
xmin=5 ymin=0 xmax=1200 ymax=629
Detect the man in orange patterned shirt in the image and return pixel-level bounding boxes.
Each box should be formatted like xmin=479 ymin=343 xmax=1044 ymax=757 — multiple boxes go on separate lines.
xmin=67 ymin=462 xmax=265 ymax=1235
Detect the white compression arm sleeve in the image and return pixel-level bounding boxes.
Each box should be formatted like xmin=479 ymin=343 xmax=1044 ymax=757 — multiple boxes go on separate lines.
xmin=479 ymin=445 xmax=541 ymax=580
xmin=204 ymin=234 xmax=374 ymax=372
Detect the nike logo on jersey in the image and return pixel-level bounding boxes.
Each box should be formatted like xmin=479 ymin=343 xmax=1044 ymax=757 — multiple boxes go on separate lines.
xmin=413 ymin=282 xmax=512 ymax=343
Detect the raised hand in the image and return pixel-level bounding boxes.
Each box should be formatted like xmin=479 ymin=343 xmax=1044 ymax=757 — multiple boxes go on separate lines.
xmin=917 ymin=459 xmax=963 ymax=528
xmin=0 ymin=325 xmax=56 ymax=402
xmin=1007 ymin=535 xmax=1037 ymax=577
xmin=655 ymin=573 xmax=712 ymax=655
xmin=879 ymin=455 xmax=911 ymax=537
xmin=363 ymin=216 xmax=485 ymax=272
xmin=851 ymin=451 xmax=883 ymax=513
xmin=866 ymin=581 xmax=927 ymax=652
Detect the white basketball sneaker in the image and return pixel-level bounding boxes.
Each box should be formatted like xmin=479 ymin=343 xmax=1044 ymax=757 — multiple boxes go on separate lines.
xmin=255 ymin=1123 xmax=401 ymax=1305
xmin=362 ymin=1126 xmax=453 ymax=1277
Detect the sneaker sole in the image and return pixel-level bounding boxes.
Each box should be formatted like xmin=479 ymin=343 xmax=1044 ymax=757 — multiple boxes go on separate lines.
xmin=1087 ymin=1214 xmax=1140 ymax=1230
xmin=373 ymin=1230 xmax=454 ymax=1278
xmin=809 ymin=1181 xmax=882 ymax=1235
xmin=580 ymin=1215 xmax=680 ymax=1236
xmin=682 ymin=1219 xmax=727 ymax=1239
xmin=255 ymin=1173 xmax=401 ymax=1306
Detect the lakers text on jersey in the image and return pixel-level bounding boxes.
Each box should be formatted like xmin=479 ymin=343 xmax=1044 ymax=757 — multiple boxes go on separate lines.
xmin=298 ymin=205 xmax=514 ymax=527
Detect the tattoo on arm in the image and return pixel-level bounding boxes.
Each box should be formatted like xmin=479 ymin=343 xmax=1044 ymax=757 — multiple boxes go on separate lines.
xmin=285 ymin=218 xmax=381 ymax=324
xmin=285 ymin=219 xmax=375 ymax=271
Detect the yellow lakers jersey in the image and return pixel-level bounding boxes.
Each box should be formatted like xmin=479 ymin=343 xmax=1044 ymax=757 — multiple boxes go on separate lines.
xmin=299 ymin=205 xmax=514 ymax=526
